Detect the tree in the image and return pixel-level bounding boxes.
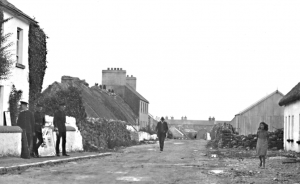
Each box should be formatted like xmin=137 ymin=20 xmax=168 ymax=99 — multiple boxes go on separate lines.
xmin=0 ymin=13 xmax=13 ymax=80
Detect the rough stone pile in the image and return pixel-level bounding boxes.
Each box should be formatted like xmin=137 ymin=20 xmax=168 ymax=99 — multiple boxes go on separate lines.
xmin=209 ymin=123 xmax=283 ymax=150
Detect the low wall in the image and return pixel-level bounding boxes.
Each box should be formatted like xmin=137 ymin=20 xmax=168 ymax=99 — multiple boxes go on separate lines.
xmin=0 ymin=126 xmax=22 ymax=157
xmin=48 ymin=126 xmax=84 ymax=153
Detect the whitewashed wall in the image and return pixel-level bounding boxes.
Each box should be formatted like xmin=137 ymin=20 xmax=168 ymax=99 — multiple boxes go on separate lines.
xmin=283 ymin=100 xmax=300 ymax=152
xmin=45 ymin=115 xmax=83 ymax=152
xmin=0 ymin=10 xmax=30 ymax=126
xmin=0 ymin=132 xmax=21 ymax=156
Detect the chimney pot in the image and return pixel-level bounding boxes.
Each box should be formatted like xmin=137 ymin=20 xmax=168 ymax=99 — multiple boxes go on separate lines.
xmin=114 ymin=68 xmax=116 ymax=70
xmin=117 ymin=68 xmax=119 ymax=70
xmin=131 ymin=75 xmax=133 ymax=77
xmin=111 ymin=68 xmax=113 ymax=70
xmin=120 ymin=68 xmax=122 ymax=70
xmin=107 ymin=68 xmax=110 ymax=70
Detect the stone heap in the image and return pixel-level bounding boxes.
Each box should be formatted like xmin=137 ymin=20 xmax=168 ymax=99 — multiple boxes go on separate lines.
xmin=209 ymin=124 xmax=284 ymax=150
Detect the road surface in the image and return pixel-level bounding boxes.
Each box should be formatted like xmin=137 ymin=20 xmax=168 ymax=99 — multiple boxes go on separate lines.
xmin=0 ymin=140 xmax=265 ymax=184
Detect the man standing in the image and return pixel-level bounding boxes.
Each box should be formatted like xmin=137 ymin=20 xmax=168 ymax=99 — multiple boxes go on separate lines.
xmin=33 ymin=104 xmax=45 ymax=157
xmin=53 ymin=102 xmax=69 ymax=156
xmin=156 ymin=117 xmax=168 ymax=151
xmin=17 ymin=101 xmax=35 ymax=158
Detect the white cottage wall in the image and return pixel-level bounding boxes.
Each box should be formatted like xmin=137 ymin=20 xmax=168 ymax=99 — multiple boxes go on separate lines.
xmin=283 ymin=100 xmax=300 ymax=152
xmin=0 ymin=10 xmax=30 ymax=125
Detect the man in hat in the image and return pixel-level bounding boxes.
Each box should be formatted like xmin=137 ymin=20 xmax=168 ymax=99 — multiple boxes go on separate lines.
xmin=155 ymin=117 xmax=169 ymax=151
xmin=53 ymin=102 xmax=69 ymax=156
xmin=33 ymin=104 xmax=45 ymax=157
xmin=17 ymin=101 xmax=35 ymax=158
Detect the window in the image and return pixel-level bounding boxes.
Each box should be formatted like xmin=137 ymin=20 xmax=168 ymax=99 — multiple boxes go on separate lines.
xmin=16 ymin=28 xmax=23 ymax=64
xmin=288 ymin=116 xmax=290 ymax=139
xmin=285 ymin=116 xmax=287 ymax=140
xmin=292 ymin=115 xmax=294 ymax=139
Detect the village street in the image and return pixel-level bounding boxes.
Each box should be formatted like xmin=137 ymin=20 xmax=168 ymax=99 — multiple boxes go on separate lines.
xmin=1 ymin=139 xmax=300 ymax=184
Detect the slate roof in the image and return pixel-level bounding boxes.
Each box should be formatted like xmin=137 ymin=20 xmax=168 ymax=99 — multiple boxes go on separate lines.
xmin=125 ymin=84 xmax=149 ymax=103
xmin=279 ymin=82 xmax=300 ymax=106
xmin=236 ymin=90 xmax=284 ymax=115
xmin=0 ymin=0 xmax=37 ymax=23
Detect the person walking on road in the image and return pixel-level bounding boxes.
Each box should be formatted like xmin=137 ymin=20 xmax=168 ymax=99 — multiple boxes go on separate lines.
xmin=156 ymin=117 xmax=168 ymax=151
xmin=53 ymin=102 xmax=69 ymax=156
xmin=17 ymin=101 xmax=35 ymax=158
xmin=256 ymin=122 xmax=269 ymax=168
xmin=33 ymin=104 xmax=45 ymax=157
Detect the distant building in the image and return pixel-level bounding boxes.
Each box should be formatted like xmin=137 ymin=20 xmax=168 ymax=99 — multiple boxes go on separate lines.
xmin=0 ymin=0 xmax=38 ymax=126
xmin=166 ymin=116 xmax=230 ymax=139
xmin=148 ymin=114 xmax=158 ymax=130
xmin=230 ymin=90 xmax=284 ymax=135
xmin=102 ymin=68 xmax=149 ymax=128
xmin=279 ymin=83 xmax=300 ymax=152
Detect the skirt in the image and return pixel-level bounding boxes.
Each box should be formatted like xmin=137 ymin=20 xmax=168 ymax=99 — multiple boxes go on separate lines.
xmin=256 ymin=138 xmax=268 ymax=156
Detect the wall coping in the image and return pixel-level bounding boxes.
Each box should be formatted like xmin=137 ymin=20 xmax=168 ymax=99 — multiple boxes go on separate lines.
xmin=47 ymin=126 xmax=76 ymax=132
xmin=0 ymin=126 xmax=76 ymax=133
xmin=0 ymin=126 xmax=23 ymax=133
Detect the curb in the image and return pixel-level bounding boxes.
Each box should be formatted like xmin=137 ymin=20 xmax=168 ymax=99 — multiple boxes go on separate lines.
xmin=0 ymin=152 xmax=112 ymax=175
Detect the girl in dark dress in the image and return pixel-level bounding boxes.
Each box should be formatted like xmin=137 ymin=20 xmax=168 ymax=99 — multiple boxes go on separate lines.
xmin=256 ymin=122 xmax=269 ymax=168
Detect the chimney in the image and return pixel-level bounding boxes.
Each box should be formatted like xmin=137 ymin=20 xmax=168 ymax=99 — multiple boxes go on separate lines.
xmin=185 ymin=116 xmax=187 ymax=120
xmin=117 ymin=68 xmax=119 ymax=70
xmin=107 ymin=68 xmax=110 ymax=70
xmin=209 ymin=116 xmax=211 ymax=121
xmin=131 ymin=75 xmax=133 ymax=77
xmin=171 ymin=116 xmax=174 ymax=120
xmin=165 ymin=116 xmax=168 ymax=120
xmin=120 ymin=68 xmax=122 ymax=70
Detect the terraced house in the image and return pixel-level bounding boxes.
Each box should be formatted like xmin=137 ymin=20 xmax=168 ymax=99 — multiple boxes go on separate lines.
xmin=102 ymin=68 xmax=149 ymax=129
xmin=0 ymin=0 xmax=38 ymax=126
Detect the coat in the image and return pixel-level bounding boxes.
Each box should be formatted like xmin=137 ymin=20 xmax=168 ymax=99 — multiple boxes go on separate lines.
xmin=156 ymin=121 xmax=168 ymax=135
xmin=17 ymin=110 xmax=35 ymax=134
xmin=53 ymin=110 xmax=66 ymax=133
xmin=34 ymin=111 xmax=45 ymax=132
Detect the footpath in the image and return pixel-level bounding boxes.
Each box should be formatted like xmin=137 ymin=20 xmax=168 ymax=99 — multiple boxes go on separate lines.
xmin=0 ymin=152 xmax=112 ymax=175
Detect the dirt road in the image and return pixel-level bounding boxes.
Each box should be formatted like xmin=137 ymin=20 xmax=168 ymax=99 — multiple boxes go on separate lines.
xmin=1 ymin=140 xmax=298 ymax=184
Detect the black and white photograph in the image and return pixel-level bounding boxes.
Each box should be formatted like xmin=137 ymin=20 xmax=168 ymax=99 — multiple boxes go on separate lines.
xmin=0 ymin=0 xmax=300 ymax=183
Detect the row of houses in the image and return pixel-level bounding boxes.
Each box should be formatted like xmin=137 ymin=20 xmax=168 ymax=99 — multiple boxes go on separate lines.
xmin=0 ymin=0 xmax=154 ymax=130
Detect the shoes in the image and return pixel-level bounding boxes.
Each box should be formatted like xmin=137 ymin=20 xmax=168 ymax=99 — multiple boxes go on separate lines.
xmin=62 ymin=154 xmax=70 ymax=156
xmin=56 ymin=153 xmax=60 ymax=157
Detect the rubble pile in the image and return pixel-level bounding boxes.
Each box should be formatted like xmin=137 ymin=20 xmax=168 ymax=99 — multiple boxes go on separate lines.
xmin=209 ymin=123 xmax=284 ymax=150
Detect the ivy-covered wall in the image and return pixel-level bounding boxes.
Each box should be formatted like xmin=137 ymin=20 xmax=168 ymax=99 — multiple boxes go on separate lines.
xmin=8 ymin=85 xmax=22 ymax=126
xmin=28 ymin=23 xmax=47 ymax=111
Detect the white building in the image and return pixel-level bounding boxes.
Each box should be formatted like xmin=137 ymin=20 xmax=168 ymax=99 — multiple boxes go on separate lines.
xmin=0 ymin=0 xmax=38 ymax=126
xmin=279 ymin=82 xmax=300 ymax=152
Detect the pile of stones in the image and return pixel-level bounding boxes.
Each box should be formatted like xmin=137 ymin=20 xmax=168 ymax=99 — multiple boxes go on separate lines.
xmin=210 ymin=123 xmax=283 ymax=150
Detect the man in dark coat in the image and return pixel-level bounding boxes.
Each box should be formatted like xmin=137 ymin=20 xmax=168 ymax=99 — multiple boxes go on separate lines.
xmin=155 ymin=117 xmax=169 ymax=151
xmin=33 ymin=104 xmax=45 ymax=157
xmin=53 ymin=102 xmax=69 ymax=156
xmin=17 ymin=101 xmax=35 ymax=158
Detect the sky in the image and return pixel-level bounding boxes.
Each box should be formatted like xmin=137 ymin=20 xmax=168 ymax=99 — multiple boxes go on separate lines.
xmin=8 ymin=0 xmax=300 ymax=121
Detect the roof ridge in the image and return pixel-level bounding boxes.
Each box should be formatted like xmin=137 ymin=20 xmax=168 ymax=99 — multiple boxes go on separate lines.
xmin=237 ymin=90 xmax=284 ymax=115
